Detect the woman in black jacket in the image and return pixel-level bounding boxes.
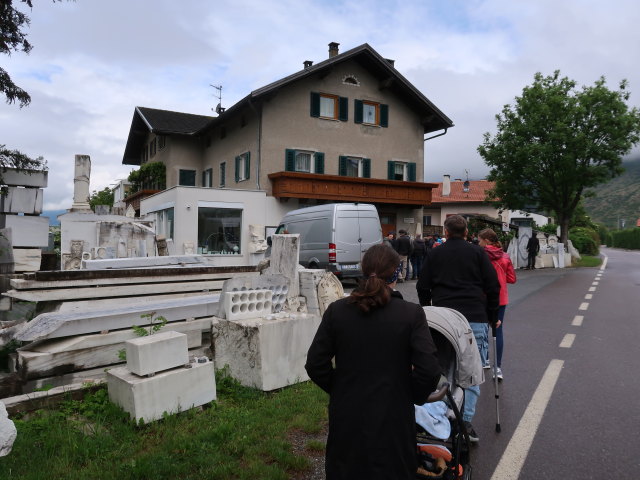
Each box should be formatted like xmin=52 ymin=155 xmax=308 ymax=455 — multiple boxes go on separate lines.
xmin=305 ymin=244 xmax=442 ymax=480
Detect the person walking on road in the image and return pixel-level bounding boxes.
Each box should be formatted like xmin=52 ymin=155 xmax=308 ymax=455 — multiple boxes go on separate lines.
xmin=395 ymin=229 xmax=413 ymax=282
xmin=526 ymin=233 xmax=540 ymax=270
xmin=306 ymin=244 xmax=442 ymax=480
xmin=410 ymin=234 xmax=426 ymax=279
xmin=416 ymin=215 xmax=500 ymax=443
xmin=478 ymin=228 xmax=516 ymax=380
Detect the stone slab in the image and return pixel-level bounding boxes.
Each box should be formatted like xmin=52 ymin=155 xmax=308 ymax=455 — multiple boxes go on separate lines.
xmin=0 ymin=215 xmax=48 ymax=247
xmin=0 ymin=187 xmax=43 ymax=214
xmin=81 ymin=255 xmax=206 ymax=270
xmin=222 ymin=289 xmax=273 ymax=321
xmin=0 ymin=400 xmax=17 ymax=457
xmin=125 ymin=331 xmax=189 ymax=376
xmin=1 ymin=168 xmax=48 ymax=188
xmin=15 ymin=294 xmax=220 ymax=342
xmin=299 ymin=269 xmax=325 ymax=316
xmin=213 ymin=313 xmax=321 ymax=391
xmin=12 ymin=248 xmax=41 ymax=272
xmin=107 ymin=360 xmax=216 ymax=423
xmin=266 ymin=235 xmax=300 ymax=304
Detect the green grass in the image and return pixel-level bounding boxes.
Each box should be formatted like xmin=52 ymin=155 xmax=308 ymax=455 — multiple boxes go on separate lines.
xmin=572 ymin=255 xmax=602 ymax=268
xmin=0 ymin=371 xmax=328 ymax=480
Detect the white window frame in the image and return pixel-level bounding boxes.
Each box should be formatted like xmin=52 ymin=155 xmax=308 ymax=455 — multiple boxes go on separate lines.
xmin=345 ymin=157 xmax=364 ymax=177
xmin=237 ymin=153 xmax=249 ymax=182
xmin=394 ymin=162 xmax=409 ymax=181
xmin=294 ymin=150 xmax=314 ymax=173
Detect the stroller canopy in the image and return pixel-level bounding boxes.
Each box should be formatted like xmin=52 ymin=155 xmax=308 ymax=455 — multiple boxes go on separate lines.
xmin=423 ymin=306 xmax=484 ymax=389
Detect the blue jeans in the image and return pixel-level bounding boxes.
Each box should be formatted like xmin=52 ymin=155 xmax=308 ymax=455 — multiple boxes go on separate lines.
xmin=463 ymin=322 xmax=487 ymax=422
xmin=411 ymin=256 xmax=423 ymax=279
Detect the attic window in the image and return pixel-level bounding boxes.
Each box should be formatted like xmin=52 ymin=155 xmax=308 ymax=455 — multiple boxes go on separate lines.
xmin=343 ymin=75 xmax=360 ymax=86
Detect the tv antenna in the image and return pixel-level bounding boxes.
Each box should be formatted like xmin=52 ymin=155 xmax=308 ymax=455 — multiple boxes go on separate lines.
xmin=211 ymin=85 xmax=225 ymax=115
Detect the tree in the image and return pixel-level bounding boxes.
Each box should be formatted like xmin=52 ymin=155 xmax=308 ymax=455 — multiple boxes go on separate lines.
xmin=1 ymin=1 xmax=51 ymax=181
xmin=89 ymin=186 xmax=114 ymax=210
xmin=479 ymin=71 xmax=640 ymax=245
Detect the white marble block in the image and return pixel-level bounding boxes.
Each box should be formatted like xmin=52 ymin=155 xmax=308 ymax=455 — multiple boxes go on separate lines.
xmin=0 ymin=187 xmax=43 ymax=214
xmin=222 ymin=289 xmax=273 ymax=321
xmin=1 ymin=168 xmax=48 ymax=188
xmin=0 ymin=400 xmax=17 ymax=457
xmin=125 ymin=331 xmax=189 ymax=377
xmin=107 ymin=360 xmax=216 ymax=423
xmin=12 ymin=248 xmax=41 ymax=272
xmin=213 ymin=313 xmax=322 ymax=391
xmin=0 ymin=215 xmax=49 ymax=247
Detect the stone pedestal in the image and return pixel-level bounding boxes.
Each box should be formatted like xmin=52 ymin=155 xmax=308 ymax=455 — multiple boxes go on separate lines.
xmin=213 ymin=313 xmax=321 ymax=391
xmin=70 ymin=154 xmax=92 ymax=212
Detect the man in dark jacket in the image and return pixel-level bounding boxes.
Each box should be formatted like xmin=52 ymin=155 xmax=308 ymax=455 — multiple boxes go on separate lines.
xmin=416 ymin=215 xmax=500 ymax=443
xmin=394 ymin=229 xmax=413 ymax=282
xmin=410 ymin=234 xmax=426 ymax=279
xmin=526 ymin=234 xmax=540 ymax=269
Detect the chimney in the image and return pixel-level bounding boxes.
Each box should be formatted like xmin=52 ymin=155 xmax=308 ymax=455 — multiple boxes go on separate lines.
xmin=328 ymin=42 xmax=340 ymax=58
xmin=385 ymin=58 xmax=395 ymax=68
xmin=442 ymin=175 xmax=451 ymax=197
xmin=303 ymin=60 xmax=313 ymax=69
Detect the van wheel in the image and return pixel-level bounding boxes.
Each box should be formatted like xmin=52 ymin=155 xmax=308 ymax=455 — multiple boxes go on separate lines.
xmin=308 ymin=262 xmax=319 ymax=269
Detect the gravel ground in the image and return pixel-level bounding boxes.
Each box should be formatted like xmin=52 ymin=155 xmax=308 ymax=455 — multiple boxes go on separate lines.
xmin=288 ymin=425 xmax=327 ymax=480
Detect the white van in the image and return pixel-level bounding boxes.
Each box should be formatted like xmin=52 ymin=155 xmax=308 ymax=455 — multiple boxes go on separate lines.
xmin=274 ymin=203 xmax=383 ymax=279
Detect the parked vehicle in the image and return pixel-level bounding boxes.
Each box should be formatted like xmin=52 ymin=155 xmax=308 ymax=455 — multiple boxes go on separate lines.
xmin=274 ymin=203 xmax=383 ymax=279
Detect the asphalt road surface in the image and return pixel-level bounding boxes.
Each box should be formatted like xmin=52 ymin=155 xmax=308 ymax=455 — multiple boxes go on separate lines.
xmin=358 ymin=246 xmax=640 ymax=479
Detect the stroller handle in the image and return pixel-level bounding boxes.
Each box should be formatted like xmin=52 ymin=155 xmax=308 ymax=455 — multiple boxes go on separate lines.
xmin=427 ymin=382 xmax=450 ymax=403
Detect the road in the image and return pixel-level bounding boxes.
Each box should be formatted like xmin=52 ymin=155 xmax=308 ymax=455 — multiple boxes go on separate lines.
xmin=385 ymin=246 xmax=640 ymax=479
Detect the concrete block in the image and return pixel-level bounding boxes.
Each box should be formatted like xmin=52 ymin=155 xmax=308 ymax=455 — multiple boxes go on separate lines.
xmin=222 ymin=289 xmax=273 ymax=321
xmin=1 ymin=168 xmax=48 ymax=188
xmin=216 ymin=274 xmax=289 ymax=318
xmin=125 ymin=331 xmax=189 ymax=376
xmin=0 ymin=215 xmax=49 ymax=247
xmin=213 ymin=313 xmax=321 ymax=391
xmin=12 ymin=248 xmax=41 ymax=272
xmin=0 ymin=401 xmax=17 ymax=457
xmin=81 ymin=255 xmax=205 ymax=270
xmin=0 ymin=187 xmax=43 ymax=214
xmin=107 ymin=360 xmax=216 ymax=423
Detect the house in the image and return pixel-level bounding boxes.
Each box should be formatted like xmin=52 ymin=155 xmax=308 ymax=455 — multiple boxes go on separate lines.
xmin=423 ymin=175 xmax=552 ymax=234
xmin=121 ymin=42 xmax=453 ymax=263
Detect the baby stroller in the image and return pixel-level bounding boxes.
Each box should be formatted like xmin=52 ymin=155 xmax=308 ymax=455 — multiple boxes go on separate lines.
xmin=415 ymin=306 xmax=484 ymax=480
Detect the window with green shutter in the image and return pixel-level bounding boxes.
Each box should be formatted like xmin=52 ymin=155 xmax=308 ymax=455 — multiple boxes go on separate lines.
xmin=387 ymin=161 xmax=415 ymax=181
xmin=355 ymin=99 xmax=388 ymax=127
xmin=387 ymin=161 xmax=396 ymax=180
xmin=339 ymin=156 xmax=368 ymax=178
xmin=408 ymin=162 xmax=416 ymax=181
xmin=339 ymin=97 xmax=348 ymax=122
xmin=220 ymin=162 xmax=226 ymax=187
xmin=235 ymin=152 xmax=250 ymax=182
xmin=285 ymin=149 xmax=324 ymax=173
xmin=354 ymin=99 xmax=363 ymax=124
xmin=314 ymin=152 xmax=325 ymax=174
xmin=310 ymin=92 xmax=320 ymax=117
xmin=362 ymin=158 xmax=371 ymax=178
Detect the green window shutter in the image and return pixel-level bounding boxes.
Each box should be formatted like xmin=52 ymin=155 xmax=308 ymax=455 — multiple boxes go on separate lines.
xmin=339 ymin=156 xmax=347 ymax=176
xmin=362 ymin=158 xmax=371 ymax=178
xmin=314 ymin=152 xmax=325 ymax=174
xmin=354 ymin=99 xmax=363 ymax=124
xmin=310 ymin=92 xmax=320 ymax=117
xmin=235 ymin=156 xmax=240 ymax=182
xmin=245 ymin=152 xmax=250 ymax=180
xmin=380 ymin=104 xmax=389 ymax=127
xmin=339 ymin=97 xmax=348 ymax=122
xmin=201 ymin=171 xmax=206 ymax=187
xmin=220 ymin=163 xmax=226 ymax=187
xmin=179 ymin=169 xmax=196 ymax=186
xmin=285 ymin=149 xmax=296 ymax=171
xmin=387 ymin=161 xmax=395 ymax=180
xmin=408 ymin=162 xmax=416 ymax=181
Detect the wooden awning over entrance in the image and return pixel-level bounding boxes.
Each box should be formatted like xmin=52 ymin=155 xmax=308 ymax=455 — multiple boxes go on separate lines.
xmin=268 ymin=172 xmax=436 ymax=206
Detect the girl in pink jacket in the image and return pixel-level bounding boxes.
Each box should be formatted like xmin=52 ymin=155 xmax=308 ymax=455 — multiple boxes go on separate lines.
xmin=478 ymin=228 xmax=516 ymax=380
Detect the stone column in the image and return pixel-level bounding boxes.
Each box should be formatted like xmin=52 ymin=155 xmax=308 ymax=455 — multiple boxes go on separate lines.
xmin=70 ymin=154 xmax=92 ymax=212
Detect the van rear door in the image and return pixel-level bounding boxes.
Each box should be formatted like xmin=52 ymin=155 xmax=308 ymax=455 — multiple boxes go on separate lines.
xmin=334 ymin=206 xmax=362 ymax=274
xmin=358 ymin=207 xmax=383 ymax=258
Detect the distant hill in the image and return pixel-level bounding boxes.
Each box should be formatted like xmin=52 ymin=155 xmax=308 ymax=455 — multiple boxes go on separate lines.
xmin=41 ymin=210 xmax=67 ymax=226
xmin=583 ymin=157 xmax=640 ymax=228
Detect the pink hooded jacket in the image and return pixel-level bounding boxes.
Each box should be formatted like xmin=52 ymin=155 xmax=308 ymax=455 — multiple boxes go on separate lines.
xmin=484 ymin=244 xmax=516 ymax=306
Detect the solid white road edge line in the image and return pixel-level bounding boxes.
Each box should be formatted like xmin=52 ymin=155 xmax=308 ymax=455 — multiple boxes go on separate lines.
xmin=572 ymin=315 xmax=584 ymax=326
xmin=559 ymin=333 xmax=575 ymax=348
xmin=490 ymin=359 xmax=564 ymax=480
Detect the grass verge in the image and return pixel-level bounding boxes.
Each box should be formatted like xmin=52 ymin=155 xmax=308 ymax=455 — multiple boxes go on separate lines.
xmin=572 ymin=255 xmax=602 ymax=268
xmin=0 ymin=370 xmax=328 ymax=480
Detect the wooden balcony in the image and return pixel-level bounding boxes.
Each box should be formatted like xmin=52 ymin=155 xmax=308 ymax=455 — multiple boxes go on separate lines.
xmin=124 ymin=189 xmax=161 ymax=213
xmin=268 ymin=172 xmax=436 ymax=206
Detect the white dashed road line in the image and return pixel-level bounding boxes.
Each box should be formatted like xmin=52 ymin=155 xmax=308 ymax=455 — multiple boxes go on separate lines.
xmin=490 ymin=359 xmax=565 ymax=480
xmin=588 ymin=286 xmax=596 ymax=292
xmin=584 ymin=294 xmax=592 ymax=300
xmin=572 ymin=315 xmax=584 ymax=326
xmin=559 ymin=333 xmax=576 ymax=348
xmin=579 ymin=302 xmax=589 ymax=311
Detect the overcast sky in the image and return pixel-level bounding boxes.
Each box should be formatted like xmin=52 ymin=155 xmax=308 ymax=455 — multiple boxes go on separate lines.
xmin=2 ymin=0 xmax=640 ymax=210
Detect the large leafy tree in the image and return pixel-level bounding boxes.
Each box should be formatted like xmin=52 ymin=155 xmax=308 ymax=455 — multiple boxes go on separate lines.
xmin=1 ymin=0 xmax=50 ymax=179
xmin=479 ymin=71 xmax=640 ymax=245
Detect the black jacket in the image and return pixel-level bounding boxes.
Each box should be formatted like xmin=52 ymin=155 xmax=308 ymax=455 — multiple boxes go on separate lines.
xmin=305 ymin=290 xmax=441 ymax=480
xmin=416 ymin=237 xmax=500 ymax=324
xmin=395 ymin=234 xmax=413 ymax=256
xmin=527 ymin=236 xmax=540 ymax=254
xmin=411 ymin=238 xmax=426 ymax=259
